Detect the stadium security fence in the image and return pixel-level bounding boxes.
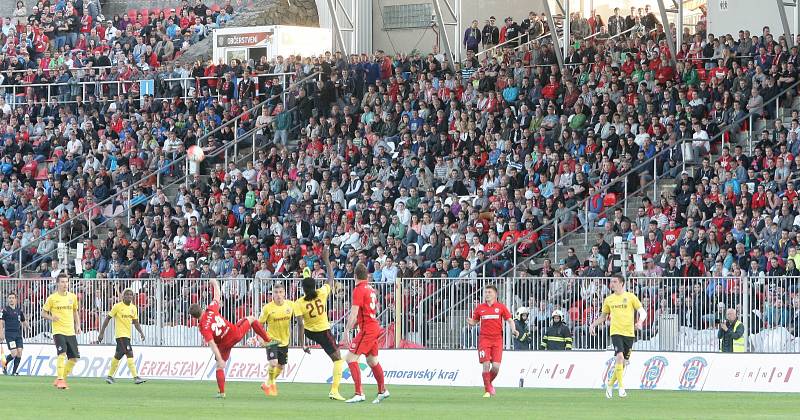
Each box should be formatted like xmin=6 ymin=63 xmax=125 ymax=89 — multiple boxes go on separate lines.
xmin=2 ymin=275 xmax=798 ymax=352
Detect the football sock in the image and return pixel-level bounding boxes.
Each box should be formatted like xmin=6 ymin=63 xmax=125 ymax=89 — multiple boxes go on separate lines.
xmin=65 ymin=359 xmax=77 ymax=377
xmin=127 ymin=358 xmax=138 ymax=377
xmin=12 ymin=357 xmax=20 ymax=374
xmin=268 ymin=366 xmax=282 ymax=385
xmin=348 ymin=361 xmax=362 ymax=395
xmin=56 ymin=354 xmax=66 ymax=380
xmin=108 ymin=358 xmax=121 ymax=377
xmin=482 ymin=371 xmax=492 ymax=392
xmin=371 ymin=363 xmax=386 ymax=393
xmin=331 ymin=360 xmax=343 ymax=393
xmin=489 ymin=367 xmax=499 ymax=382
xmin=615 ymin=363 xmax=625 ymax=389
xmin=267 ymin=366 xmax=275 ymax=385
xmin=5 ymin=354 xmax=12 ymax=366
xmin=215 ymin=369 xmax=226 ymax=393
xmin=251 ymin=321 xmax=270 ymax=342
xmin=607 ymin=368 xmax=617 ymax=387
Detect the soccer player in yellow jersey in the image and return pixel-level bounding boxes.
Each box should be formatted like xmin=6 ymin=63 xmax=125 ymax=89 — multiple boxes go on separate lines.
xmin=96 ymin=289 xmax=147 ymax=385
xmin=41 ymin=273 xmax=81 ymax=390
xmin=590 ymin=274 xmax=647 ymax=399
xmin=258 ymin=283 xmax=306 ymax=396
xmin=293 ymin=246 xmax=345 ymax=401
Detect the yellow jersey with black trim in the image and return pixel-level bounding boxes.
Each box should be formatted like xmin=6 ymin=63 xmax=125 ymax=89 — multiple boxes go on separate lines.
xmin=42 ymin=292 xmax=79 ymax=336
xmin=108 ymin=301 xmax=139 ymax=339
xmin=294 ymin=283 xmax=330 ymax=332
xmin=259 ymin=300 xmax=296 ymax=346
xmin=601 ymin=291 xmax=642 ymax=338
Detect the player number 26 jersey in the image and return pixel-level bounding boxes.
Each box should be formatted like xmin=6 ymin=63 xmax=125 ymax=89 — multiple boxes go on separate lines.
xmin=198 ymin=301 xmax=233 ymax=344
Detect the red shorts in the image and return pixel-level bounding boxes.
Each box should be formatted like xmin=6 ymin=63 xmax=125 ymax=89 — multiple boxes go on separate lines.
xmin=349 ymin=328 xmax=382 ymax=357
xmin=218 ymin=318 xmax=251 ymax=361
xmin=478 ymin=338 xmax=503 ymax=363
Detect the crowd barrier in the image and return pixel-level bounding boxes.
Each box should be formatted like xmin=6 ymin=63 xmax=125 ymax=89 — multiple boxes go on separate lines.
xmin=12 ymin=345 xmax=800 ymax=392
xmin=3 ymin=275 xmax=800 ymax=352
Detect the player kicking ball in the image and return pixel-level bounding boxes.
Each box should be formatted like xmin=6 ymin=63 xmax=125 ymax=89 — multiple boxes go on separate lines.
xmin=95 ymin=288 xmax=147 ymax=384
xmin=589 ymin=274 xmax=646 ymax=399
xmin=343 ymin=263 xmax=389 ymax=404
xmin=189 ymin=278 xmax=279 ymax=398
xmin=466 ymin=284 xmax=518 ymax=398
xmin=293 ymin=247 xmax=346 ymax=401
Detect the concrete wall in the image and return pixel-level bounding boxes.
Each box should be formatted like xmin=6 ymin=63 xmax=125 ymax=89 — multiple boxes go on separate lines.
xmin=707 ymin=0 xmax=799 ymax=39
xmin=370 ymin=0 xmax=550 ymax=58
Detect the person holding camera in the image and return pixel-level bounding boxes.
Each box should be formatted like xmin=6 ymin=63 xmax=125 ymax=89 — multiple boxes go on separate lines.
xmin=717 ymin=308 xmax=745 ymax=353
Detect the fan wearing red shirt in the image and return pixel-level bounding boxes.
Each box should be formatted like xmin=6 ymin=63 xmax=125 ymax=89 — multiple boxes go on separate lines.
xmin=343 ymin=263 xmax=389 ymax=404
xmin=467 ymin=285 xmax=518 ymax=398
xmin=189 ymin=278 xmax=277 ymax=398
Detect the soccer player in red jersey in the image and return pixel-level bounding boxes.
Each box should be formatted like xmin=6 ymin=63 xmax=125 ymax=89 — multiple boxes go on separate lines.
xmin=343 ymin=263 xmax=389 ymax=404
xmin=189 ymin=278 xmax=277 ymax=398
xmin=467 ymin=284 xmax=518 ymax=398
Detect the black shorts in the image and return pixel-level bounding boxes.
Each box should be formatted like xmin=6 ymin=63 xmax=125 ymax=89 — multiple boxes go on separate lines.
xmin=611 ymin=334 xmax=634 ymax=360
xmin=305 ymin=329 xmax=338 ymax=355
xmin=53 ymin=334 xmax=80 ymax=359
xmin=267 ymin=345 xmax=289 ymax=365
xmin=115 ymin=337 xmax=133 ymax=357
xmin=6 ymin=336 xmax=23 ymax=350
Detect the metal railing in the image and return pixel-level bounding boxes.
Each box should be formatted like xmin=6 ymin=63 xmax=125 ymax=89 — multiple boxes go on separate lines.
xmin=3 ymin=275 xmax=798 ymax=353
xmin=6 ymin=71 xmax=322 ymax=276
xmin=404 ymin=275 xmax=799 ymax=353
xmin=1 ymin=71 xmax=297 ymax=109
xmin=0 ymin=276 xmax=356 ymax=348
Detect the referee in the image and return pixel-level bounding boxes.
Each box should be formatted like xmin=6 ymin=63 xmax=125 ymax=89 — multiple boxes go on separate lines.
xmin=1 ymin=292 xmax=30 ymax=375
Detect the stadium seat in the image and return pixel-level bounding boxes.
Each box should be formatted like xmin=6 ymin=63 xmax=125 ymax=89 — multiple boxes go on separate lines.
xmin=602 ymin=193 xmax=617 ymax=208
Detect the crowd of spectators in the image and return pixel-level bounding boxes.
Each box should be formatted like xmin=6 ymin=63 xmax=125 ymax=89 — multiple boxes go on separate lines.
xmin=2 ymin=3 xmax=800 ymax=347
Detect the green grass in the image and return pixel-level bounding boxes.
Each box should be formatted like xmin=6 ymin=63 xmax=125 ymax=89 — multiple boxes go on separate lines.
xmin=0 ymin=376 xmax=798 ymax=419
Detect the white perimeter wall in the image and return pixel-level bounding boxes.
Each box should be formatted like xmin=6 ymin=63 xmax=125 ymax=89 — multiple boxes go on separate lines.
xmin=16 ymin=344 xmax=800 ymax=392
xmin=707 ymin=0 xmax=798 ymax=40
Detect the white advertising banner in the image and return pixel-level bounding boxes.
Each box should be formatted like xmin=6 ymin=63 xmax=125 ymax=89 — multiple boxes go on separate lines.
xmin=14 ymin=345 xmax=800 ymax=392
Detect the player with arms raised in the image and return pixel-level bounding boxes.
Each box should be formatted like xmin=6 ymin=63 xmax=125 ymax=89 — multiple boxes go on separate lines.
xmin=467 ymin=284 xmax=518 ymax=398
xmin=42 ymin=273 xmax=81 ymax=390
xmin=293 ymin=246 xmax=346 ymax=401
xmin=590 ymin=274 xmax=646 ymax=399
xmin=189 ymin=278 xmax=277 ymax=398
xmin=96 ymin=288 xmax=147 ymax=384
xmin=343 ymin=262 xmax=389 ymax=404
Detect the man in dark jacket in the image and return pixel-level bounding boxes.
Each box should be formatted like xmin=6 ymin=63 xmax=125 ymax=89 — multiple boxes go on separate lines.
xmin=541 ymin=310 xmax=573 ymax=350
xmin=513 ymin=307 xmax=532 ymax=350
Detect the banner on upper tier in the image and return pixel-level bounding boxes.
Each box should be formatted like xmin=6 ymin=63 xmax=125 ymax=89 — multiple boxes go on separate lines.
xmin=14 ymin=345 xmax=800 ymax=392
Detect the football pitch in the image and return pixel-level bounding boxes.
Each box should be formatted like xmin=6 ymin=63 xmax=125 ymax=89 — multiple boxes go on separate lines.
xmin=0 ymin=377 xmax=798 ymax=419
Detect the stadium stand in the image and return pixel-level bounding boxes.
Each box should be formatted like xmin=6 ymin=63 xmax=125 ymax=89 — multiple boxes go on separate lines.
xmin=2 ymin=2 xmax=800 ymax=352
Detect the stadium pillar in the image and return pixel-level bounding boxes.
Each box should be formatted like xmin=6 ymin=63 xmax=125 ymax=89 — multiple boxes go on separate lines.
xmin=655 ymin=0 xmax=677 ymax=65
xmin=775 ymin=0 xmax=795 ymax=49
xmin=326 ymin=0 xmax=350 ymax=56
xmin=432 ymin=0 xmax=456 ymax=73
xmin=395 ymin=279 xmax=402 ymax=348
xmin=676 ymin=0 xmax=683 ymax=50
xmin=563 ymin=0 xmax=570 ymax=61
xmin=543 ymin=0 xmax=566 ymax=71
